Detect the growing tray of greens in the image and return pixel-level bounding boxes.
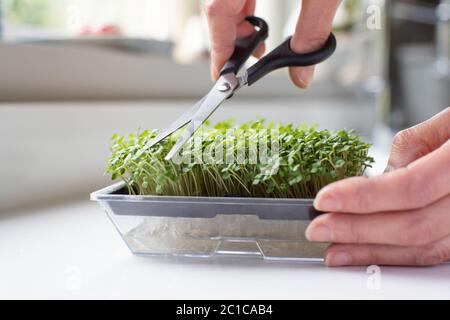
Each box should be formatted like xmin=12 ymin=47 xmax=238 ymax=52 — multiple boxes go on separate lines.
xmin=91 ymin=120 xmax=373 ymax=261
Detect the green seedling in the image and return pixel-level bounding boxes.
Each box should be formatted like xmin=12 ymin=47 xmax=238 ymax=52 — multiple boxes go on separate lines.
xmin=107 ymin=120 xmax=374 ymax=199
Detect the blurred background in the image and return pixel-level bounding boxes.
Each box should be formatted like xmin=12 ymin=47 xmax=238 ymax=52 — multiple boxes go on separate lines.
xmin=0 ymin=0 xmax=449 ymax=211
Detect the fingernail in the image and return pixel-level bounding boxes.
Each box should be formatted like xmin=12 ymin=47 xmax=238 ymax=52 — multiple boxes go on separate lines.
xmin=326 ymin=251 xmax=352 ymax=267
xmin=298 ymin=66 xmax=314 ymax=87
xmin=314 ymin=194 xmax=341 ymax=212
xmin=306 ymin=224 xmax=332 ymax=242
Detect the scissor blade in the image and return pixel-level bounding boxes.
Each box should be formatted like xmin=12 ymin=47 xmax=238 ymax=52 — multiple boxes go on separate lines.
xmin=147 ymin=96 xmax=206 ymax=148
xmin=165 ymin=85 xmax=232 ymax=161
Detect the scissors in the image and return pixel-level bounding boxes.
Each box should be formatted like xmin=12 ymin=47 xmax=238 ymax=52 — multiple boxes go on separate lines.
xmin=149 ymin=16 xmax=337 ymax=160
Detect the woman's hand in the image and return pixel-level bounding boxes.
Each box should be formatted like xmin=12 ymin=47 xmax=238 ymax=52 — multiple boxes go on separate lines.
xmin=204 ymin=0 xmax=341 ymax=88
xmin=306 ymin=108 xmax=450 ymax=267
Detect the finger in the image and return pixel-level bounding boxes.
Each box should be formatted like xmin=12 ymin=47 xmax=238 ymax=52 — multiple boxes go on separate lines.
xmin=205 ymin=0 xmax=254 ymax=80
xmin=236 ymin=19 xmax=266 ymax=59
xmin=325 ymin=235 xmax=450 ymax=267
xmin=289 ymin=66 xmax=315 ymax=89
xmin=386 ymin=107 xmax=450 ymax=172
xmin=242 ymin=0 xmax=256 ymax=17
xmin=235 ymin=0 xmax=257 ymax=37
xmin=314 ymin=139 xmax=450 ymax=213
xmin=289 ymin=0 xmax=341 ymax=88
xmin=236 ymin=20 xmax=256 ymax=38
xmin=251 ymin=42 xmax=265 ymax=59
xmin=307 ymin=195 xmax=450 ymax=246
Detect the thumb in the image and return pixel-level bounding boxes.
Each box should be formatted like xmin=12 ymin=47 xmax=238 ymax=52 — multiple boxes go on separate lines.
xmin=386 ymin=107 xmax=450 ymax=172
xmin=289 ymin=0 xmax=341 ymax=89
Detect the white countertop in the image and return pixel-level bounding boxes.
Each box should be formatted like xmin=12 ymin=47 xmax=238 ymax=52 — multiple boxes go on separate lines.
xmin=1 ymin=198 xmax=449 ymax=300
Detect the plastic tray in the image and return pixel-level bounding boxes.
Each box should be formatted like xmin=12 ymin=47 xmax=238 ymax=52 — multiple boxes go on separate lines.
xmin=91 ymin=182 xmax=327 ymax=262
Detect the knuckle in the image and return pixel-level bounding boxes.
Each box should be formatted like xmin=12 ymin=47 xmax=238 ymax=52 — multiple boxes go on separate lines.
xmin=347 ymin=216 xmax=364 ymax=243
xmin=392 ymin=129 xmax=415 ymax=150
xmin=416 ymin=243 xmax=450 ymax=266
xmin=402 ymin=214 xmax=436 ymax=246
xmin=317 ymin=213 xmax=339 ymax=240
xmin=320 ymin=213 xmax=360 ymax=243
xmin=405 ymin=172 xmax=432 ymax=209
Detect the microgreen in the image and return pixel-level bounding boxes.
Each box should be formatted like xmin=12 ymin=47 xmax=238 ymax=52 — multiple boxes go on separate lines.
xmin=107 ymin=120 xmax=374 ymax=199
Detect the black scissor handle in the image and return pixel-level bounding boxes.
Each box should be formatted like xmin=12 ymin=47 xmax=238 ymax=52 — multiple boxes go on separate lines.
xmin=219 ymin=16 xmax=269 ymax=77
xmin=246 ymin=33 xmax=337 ymax=86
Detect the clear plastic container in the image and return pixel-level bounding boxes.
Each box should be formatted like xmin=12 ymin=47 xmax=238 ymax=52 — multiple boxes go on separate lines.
xmin=91 ymin=182 xmax=327 ymax=262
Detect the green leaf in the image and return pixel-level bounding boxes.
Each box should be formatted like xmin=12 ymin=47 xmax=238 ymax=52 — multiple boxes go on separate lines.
xmin=106 ymin=119 xmax=374 ymax=198
xmin=336 ymin=159 xmax=346 ymax=168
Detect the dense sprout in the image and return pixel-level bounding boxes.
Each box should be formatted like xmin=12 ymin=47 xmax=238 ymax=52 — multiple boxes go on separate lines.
xmin=107 ymin=120 xmax=374 ymax=198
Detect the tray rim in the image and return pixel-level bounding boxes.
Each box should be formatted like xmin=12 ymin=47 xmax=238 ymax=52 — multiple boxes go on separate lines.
xmin=91 ymin=181 xmax=316 ymax=205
